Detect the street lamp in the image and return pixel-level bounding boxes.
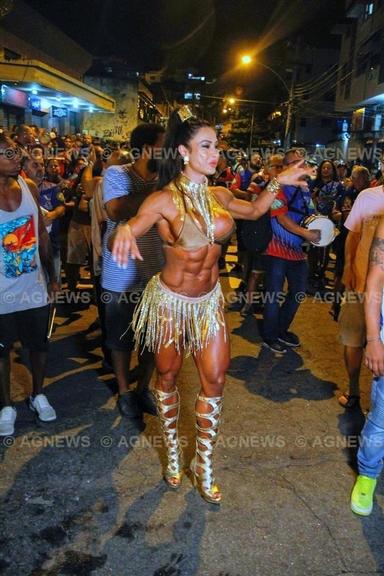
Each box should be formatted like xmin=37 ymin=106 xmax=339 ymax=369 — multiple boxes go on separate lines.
xmin=241 ymin=54 xmax=252 ymax=66
xmin=239 ymin=54 xmax=294 ymax=147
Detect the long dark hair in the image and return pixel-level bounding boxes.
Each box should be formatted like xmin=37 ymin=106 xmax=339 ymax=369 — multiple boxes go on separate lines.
xmin=314 ymin=160 xmax=338 ymax=185
xmin=158 ymin=108 xmax=212 ymax=189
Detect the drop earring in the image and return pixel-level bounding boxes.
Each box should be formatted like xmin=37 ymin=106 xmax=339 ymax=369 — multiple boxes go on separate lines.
xmin=183 ymin=155 xmax=189 ymax=165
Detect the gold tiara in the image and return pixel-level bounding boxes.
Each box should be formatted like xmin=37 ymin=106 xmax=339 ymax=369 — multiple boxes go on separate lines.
xmin=177 ymin=105 xmax=194 ymax=123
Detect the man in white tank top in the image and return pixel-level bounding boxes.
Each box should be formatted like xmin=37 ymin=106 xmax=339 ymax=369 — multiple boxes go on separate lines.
xmin=0 ymin=134 xmax=60 ymax=436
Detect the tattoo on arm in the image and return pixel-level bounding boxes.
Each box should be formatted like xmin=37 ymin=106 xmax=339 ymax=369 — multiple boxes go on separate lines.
xmin=370 ymin=238 xmax=384 ymax=271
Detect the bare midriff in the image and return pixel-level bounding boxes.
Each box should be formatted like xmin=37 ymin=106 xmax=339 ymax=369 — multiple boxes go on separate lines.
xmin=160 ymin=243 xmax=221 ymax=297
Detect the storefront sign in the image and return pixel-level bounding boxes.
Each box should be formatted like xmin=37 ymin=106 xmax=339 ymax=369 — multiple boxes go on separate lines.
xmin=52 ymin=106 xmax=68 ymax=118
xmin=1 ymin=84 xmax=28 ymax=108
xmin=29 ymin=96 xmax=41 ymax=111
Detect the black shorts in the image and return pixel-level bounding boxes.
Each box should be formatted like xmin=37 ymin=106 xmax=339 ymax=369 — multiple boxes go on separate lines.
xmin=248 ymin=252 xmax=267 ymax=273
xmin=0 ymin=305 xmax=50 ymax=356
xmin=103 ymin=289 xmax=141 ymax=352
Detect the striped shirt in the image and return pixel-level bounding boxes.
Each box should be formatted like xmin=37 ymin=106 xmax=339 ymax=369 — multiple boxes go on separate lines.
xmin=101 ymin=165 xmax=164 ymax=292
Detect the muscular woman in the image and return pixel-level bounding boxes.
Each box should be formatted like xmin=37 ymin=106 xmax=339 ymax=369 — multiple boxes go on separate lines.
xmin=112 ymin=108 xmax=312 ymax=504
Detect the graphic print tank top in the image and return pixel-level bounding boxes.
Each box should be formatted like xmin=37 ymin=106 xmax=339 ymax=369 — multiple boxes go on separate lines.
xmin=0 ymin=176 xmax=48 ymax=313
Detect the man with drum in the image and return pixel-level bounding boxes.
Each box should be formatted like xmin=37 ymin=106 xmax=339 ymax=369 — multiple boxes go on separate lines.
xmin=262 ymin=148 xmax=320 ymax=354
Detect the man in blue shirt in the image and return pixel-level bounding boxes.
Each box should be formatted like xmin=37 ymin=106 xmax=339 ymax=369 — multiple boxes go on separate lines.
xmin=262 ymin=149 xmax=319 ymax=353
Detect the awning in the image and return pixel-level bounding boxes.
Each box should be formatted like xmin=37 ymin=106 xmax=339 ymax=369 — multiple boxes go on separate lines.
xmin=0 ymin=58 xmax=115 ymax=112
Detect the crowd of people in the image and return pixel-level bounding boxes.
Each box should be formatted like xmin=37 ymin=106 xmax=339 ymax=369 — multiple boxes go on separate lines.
xmin=1 ymin=111 xmax=384 ymax=513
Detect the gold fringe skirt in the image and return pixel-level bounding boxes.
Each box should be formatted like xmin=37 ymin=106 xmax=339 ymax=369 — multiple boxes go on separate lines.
xmin=131 ymin=274 xmax=226 ymax=355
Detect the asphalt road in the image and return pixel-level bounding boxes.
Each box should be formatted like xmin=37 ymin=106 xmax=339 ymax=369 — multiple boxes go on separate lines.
xmin=0 ymin=256 xmax=382 ymax=576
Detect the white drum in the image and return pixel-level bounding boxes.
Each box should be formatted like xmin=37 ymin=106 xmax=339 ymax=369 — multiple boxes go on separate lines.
xmin=301 ymin=214 xmax=337 ymax=247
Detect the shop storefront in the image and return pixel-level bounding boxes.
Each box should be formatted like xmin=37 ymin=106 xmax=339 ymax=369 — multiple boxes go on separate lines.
xmin=0 ymin=58 xmax=115 ymax=133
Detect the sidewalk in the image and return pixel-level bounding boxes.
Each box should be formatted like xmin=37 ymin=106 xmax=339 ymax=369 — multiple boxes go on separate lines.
xmin=0 ymin=264 xmax=382 ymax=576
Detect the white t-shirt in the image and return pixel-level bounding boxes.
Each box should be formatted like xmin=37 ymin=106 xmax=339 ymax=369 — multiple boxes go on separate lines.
xmin=345 ymin=185 xmax=384 ymax=233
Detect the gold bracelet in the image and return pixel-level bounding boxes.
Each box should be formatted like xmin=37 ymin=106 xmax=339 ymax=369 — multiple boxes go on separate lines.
xmin=266 ymin=177 xmax=280 ymax=196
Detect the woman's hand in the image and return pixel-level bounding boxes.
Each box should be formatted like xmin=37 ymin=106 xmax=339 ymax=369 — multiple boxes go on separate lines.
xmin=365 ymin=340 xmax=384 ymax=377
xmin=111 ymin=223 xmax=143 ymax=268
xmin=277 ymin=160 xmax=314 ymax=189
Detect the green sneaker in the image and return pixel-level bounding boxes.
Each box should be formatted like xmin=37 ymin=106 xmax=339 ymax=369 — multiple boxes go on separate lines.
xmin=351 ymin=475 xmax=377 ymax=516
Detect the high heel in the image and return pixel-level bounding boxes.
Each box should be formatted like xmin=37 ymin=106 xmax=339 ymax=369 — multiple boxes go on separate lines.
xmin=153 ymin=388 xmax=183 ymax=489
xmin=191 ymin=394 xmax=223 ymax=504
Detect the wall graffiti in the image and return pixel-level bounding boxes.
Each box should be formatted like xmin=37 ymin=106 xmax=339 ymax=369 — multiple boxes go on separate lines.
xmin=102 ymin=125 xmax=127 ymax=138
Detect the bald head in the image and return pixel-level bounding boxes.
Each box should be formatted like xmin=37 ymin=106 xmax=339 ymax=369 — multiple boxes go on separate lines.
xmin=351 ymin=165 xmax=370 ymax=192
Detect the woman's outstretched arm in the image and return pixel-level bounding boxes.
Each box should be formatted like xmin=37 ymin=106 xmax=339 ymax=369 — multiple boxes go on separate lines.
xmin=111 ymin=190 xmax=166 ymax=267
xmin=215 ymin=160 xmax=313 ymax=220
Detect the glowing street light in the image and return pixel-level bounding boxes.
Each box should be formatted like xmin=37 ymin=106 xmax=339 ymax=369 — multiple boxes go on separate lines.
xmin=238 ymin=54 xmax=293 ymax=146
xmin=241 ymin=54 xmax=252 ymax=65
xmin=239 ymin=55 xmax=290 ymax=94
xmin=227 ymin=97 xmax=236 ymax=105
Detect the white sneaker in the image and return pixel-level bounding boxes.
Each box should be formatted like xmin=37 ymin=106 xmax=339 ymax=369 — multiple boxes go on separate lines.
xmin=29 ymin=394 xmax=57 ymax=422
xmin=0 ymin=406 xmax=17 ymax=436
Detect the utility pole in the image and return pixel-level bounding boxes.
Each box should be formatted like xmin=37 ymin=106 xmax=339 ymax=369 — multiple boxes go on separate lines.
xmin=249 ymin=105 xmax=255 ymax=154
xmin=284 ymin=68 xmax=296 ymax=149
xmin=284 ymin=40 xmax=300 ymax=149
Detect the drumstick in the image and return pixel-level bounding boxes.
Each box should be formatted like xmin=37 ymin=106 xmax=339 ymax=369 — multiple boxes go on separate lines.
xmin=47 ymin=305 xmax=56 ymax=340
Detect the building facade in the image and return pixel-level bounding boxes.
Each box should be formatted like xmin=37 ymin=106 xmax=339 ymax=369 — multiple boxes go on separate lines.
xmin=0 ymin=0 xmax=114 ymax=132
xmin=83 ymin=74 xmax=164 ymax=142
xmin=335 ymin=0 xmax=384 ymax=166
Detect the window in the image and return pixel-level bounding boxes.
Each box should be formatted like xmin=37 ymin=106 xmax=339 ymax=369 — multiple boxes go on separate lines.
xmin=364 ymin=2 xmax=375 ymax=19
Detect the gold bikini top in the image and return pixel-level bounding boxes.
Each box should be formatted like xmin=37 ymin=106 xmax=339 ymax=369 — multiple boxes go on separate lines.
xmin=167 ymin=174 xmax=235 ymax=251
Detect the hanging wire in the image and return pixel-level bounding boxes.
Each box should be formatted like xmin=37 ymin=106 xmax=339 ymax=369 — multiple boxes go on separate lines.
xmin=293 ymin=63 xmax=341 ymax=91
xmin=295 ymin=68 xmax=355 ymax=106
xmin=293 ymin=64 xmax=344 ymax=97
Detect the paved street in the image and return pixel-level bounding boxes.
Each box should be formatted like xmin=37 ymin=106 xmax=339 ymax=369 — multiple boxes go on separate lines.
xmin=0 ymin=258 xmax=382 ymax=576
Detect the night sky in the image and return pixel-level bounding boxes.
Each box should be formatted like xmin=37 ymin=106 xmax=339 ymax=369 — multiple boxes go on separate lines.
xmin=26 ymin=0 xmax=345 ymax=75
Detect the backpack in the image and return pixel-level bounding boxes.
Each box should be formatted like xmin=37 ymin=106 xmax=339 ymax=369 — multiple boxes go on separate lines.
xmin=240 ymin=211 xmax=272 ymax=253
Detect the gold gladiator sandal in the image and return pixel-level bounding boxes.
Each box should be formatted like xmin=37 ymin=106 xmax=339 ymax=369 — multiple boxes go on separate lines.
xmin=153 ymin=388 xmax=183 ymax=489
xmin=190 ymin=394 xmax=223 ymax=504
